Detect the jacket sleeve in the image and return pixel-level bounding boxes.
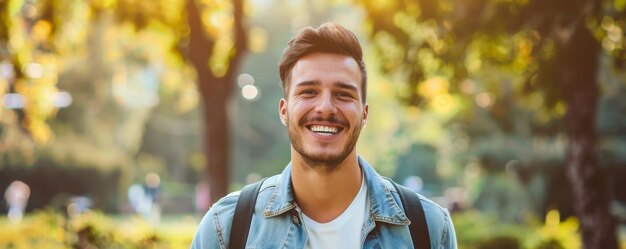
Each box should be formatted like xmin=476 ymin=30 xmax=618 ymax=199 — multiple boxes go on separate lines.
xmin=190 ymin=194 xmax=239 ymax=249
xmin=440 ymin=208 xmax=458 ymax=249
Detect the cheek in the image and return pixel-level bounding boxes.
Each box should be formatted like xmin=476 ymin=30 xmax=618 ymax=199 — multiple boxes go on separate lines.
xmin=288 ymin=100 xmax=312 ymax=115
xmin=285 ymin=105 xmax=301 ymax=123
xmin=342 ymin=104 xmax=363 ymax=119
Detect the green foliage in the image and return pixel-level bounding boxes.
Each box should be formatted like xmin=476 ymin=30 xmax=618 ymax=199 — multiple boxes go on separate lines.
xmin=359 ymin=0 xmax=626 ymax=105
xmin=453 ymin=211 xmax=532 ymax=248
xmin=0 ymin=210 xmax=66 ymax=248
xmin=452 ymin=210 xmax=581 ymax=249
xmin=477 ymin=236 xmax=521 ymax=249
xmin=533 ymin=240 xmax=565 ymax=249
xmin=0 ymin=209 xmax=601 ymax=249
xmin=0 ymin=210 xmax=196 ymax=249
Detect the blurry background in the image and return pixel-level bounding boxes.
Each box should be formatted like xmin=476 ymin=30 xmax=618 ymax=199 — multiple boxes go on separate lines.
xmin=1 ymin=0 xmax=626 ymax=248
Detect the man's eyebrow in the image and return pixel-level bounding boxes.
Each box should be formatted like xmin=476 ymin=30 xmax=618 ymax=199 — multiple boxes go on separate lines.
xmin=294 ymin=80 xmax=320 ymax=88
xmin=335 ymin=82 xmax=358 ymax=92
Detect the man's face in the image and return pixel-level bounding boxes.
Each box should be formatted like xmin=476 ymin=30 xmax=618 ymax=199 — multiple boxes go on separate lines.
xmin=279 ymin=52 xmax=368 ymax=168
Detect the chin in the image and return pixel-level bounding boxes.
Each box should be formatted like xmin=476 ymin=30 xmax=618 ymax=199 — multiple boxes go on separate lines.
xmin=308 ymin=152 xmax=342 ymax=162
xmin=300 ymin=148 xmax=351 ymax=167
xmin=304 ymin=146 xmax=342 ymax=159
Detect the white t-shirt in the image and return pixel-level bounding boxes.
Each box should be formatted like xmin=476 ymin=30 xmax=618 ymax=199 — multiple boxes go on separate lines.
xmin=303 ymin=176 xmax=369 ymax=249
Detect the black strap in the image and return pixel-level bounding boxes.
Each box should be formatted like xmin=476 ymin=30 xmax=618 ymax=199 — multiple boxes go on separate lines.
xmin=391 ymin=180 xmax=431 ymax=249
xmin=228 ymin=178 xmax=266 ymax=249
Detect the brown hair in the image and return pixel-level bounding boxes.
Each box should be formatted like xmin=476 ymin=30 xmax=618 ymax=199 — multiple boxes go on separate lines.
xmin=279 ymin=23 xmax=367 ymax=103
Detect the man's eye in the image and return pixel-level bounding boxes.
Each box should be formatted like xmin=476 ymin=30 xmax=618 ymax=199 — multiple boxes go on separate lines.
xmin=301 ymin=90 xmax=315 ymax=95
xmin=338 ymin=92 xmax=352 ymax=98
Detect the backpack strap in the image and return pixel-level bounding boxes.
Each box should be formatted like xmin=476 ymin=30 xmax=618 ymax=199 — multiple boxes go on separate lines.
xmin=228 ymin=178 xmax=266 ymax=249
xmin=391 ymin=180 xmax=431 ymax=249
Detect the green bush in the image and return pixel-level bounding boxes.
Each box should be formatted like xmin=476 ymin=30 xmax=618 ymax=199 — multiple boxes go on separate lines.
xmin=1 ymin=209 xmax=620 ymax=249
xmin=533 ymin=239 xmax=565 ymax=249
xmin=452 ymin=209 xmax=581 ymax=249
xmin=0 ymin=210 xmax=196 ymax=249
xmin=477 ymin=236 xmax=521 ymax=249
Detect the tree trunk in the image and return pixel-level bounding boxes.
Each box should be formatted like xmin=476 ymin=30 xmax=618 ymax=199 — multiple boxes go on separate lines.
xmin=562 ymin=23 xmax=618 ymax=249
xmin=186 ymin=0 xmax=247 ymax=205
xmin=200 ymin=75 xmax=231 ymax=206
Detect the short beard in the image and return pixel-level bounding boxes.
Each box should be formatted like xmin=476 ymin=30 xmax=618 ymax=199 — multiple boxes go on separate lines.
xmin=286 ymin=115 xmax=363 ymax=171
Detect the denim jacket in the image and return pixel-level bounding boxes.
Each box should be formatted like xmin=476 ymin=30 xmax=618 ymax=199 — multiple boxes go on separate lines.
xmin=191 ymin=156 xmax=457 ymax=249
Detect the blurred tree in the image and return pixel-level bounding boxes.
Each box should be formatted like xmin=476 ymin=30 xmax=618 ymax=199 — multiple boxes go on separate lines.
xmin=0 ymin=0 xmax=62 ymax=147
xmin=183 ymin=0 xmax=247 ymax=204
xmin=0 ymin=0 xmax=248 ymax=204
xmin=0 ymin=0 xmax=193 ymax=210
xmin=358 ymin=0 xmax=623 ymax=247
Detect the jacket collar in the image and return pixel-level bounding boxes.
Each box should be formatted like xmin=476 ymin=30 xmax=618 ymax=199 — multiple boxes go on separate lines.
xmin=262 ymin=163 xmax=297 ymax=217
xmin=262 ymin=155 xmax=410 ymax=225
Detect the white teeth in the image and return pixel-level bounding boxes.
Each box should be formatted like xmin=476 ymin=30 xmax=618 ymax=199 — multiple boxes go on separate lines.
xmin=310 ymin=125 xmax=338 ymax=134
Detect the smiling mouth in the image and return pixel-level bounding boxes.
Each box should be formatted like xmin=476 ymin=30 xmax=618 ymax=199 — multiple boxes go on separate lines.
xmin=307 ymin=125 xmax=344 ymax=136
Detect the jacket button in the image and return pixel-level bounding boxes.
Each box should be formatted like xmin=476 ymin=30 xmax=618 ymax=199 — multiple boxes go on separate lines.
xmin=292 ymin=214 xmax=300 ymax=225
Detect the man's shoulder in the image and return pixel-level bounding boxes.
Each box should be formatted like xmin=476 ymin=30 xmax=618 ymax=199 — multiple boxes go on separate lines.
xmin=381 ymin=177 xmax=455 ymax=247
xmin=381 ymin=178 xmax=451 ymax=226
xmin=191 ymin=174 xmax=281 ymax=249
xmin=210 ymin=174 xmax=281 ymax=213
xmin=209 ymin=175 xmax=280 ymax=216
xmin=417 ymin=193 xmax=449 ymax=219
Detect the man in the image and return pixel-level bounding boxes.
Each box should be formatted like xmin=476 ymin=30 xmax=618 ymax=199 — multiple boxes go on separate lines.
xmin=191 ymin=23 xmax=457 ymax=249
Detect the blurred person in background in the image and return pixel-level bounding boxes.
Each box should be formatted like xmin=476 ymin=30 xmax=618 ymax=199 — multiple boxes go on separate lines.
xmin=128 ymin=172 xmax=161 ymax=222
xmin=4 ymin=180 xmax=30 ymax=224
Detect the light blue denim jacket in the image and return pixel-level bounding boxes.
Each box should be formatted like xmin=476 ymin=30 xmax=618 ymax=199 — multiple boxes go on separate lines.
xmin=191 ymin=156 xmax=457 ymax=249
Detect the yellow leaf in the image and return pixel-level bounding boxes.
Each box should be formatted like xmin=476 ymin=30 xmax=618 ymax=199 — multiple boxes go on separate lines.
xmin=418 ymin=77 xmax=449 ymax=97
xmin=248 ymin=26 xmax=268 ymax=53
xmin=32 ymin=20 xmax=52 ymax=42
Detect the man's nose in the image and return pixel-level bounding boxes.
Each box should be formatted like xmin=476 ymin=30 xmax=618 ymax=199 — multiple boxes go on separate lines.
xmin=315 ymin=92 xmax=337 ymax=114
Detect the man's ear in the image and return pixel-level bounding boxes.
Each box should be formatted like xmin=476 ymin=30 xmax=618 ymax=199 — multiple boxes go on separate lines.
xmin=363 ymin=104 xmax=369 ymax=126
xmin=279 ymin=98 xmax=287 ymax=126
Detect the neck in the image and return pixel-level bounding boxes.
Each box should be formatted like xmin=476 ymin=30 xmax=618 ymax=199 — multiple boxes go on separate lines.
xmin=290 ymin=148 xmax=362 ymax=223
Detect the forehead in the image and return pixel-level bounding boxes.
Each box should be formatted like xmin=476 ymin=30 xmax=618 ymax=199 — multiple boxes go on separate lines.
xmin=290 ymin=52 xmax=362 ymax=90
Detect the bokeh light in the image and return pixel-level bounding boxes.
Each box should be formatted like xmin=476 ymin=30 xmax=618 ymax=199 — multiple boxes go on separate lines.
xmin=237 ymin=73 xmax=255 ymax=87
xmin=241 ymin=85 xmax=259 ymax=100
